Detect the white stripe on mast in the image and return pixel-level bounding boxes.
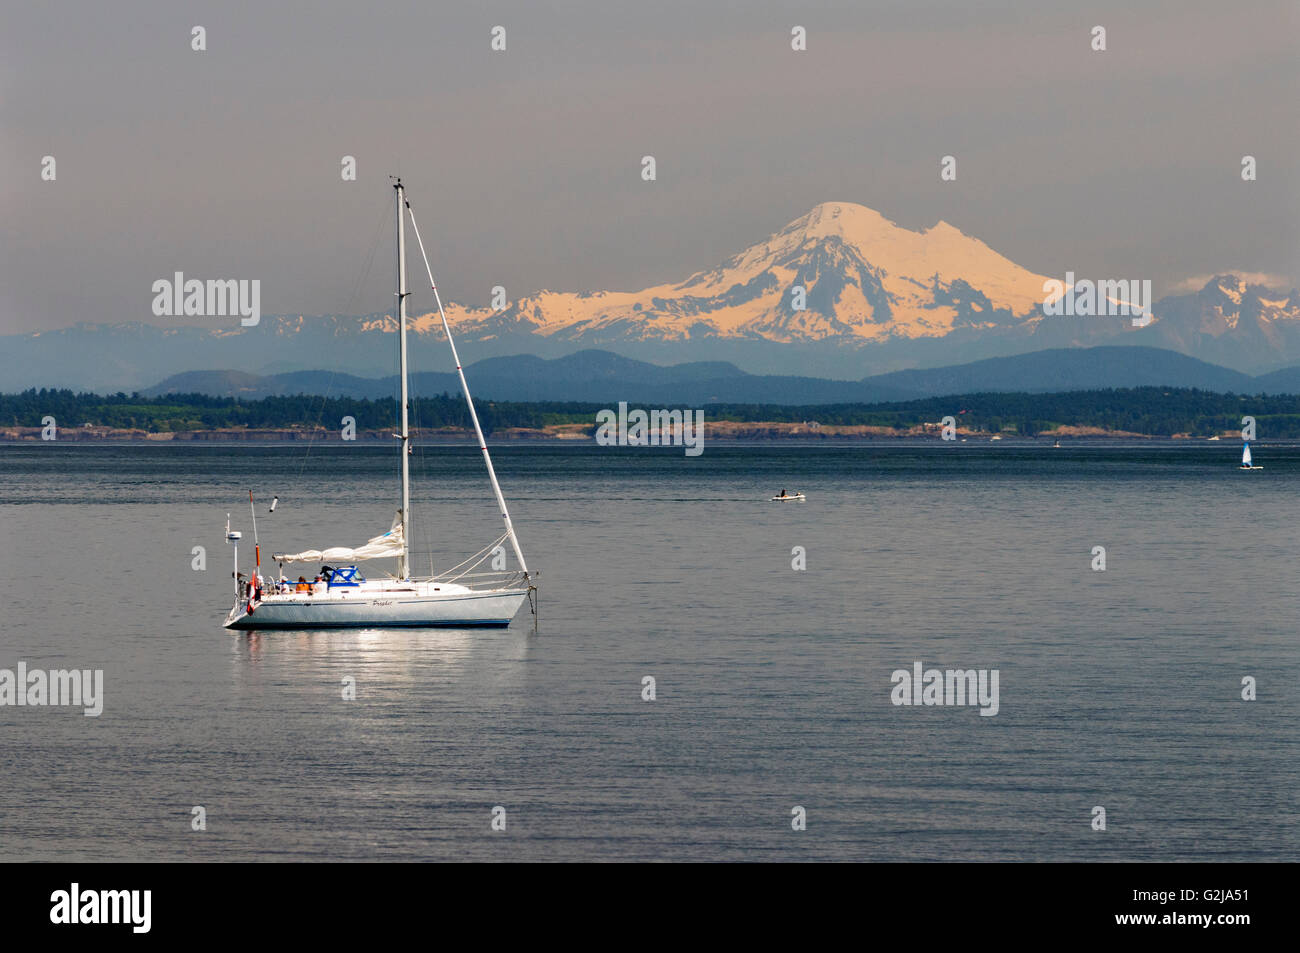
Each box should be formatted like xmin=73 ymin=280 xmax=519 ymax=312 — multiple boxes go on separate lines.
xmin=404 ymin=198 xmax=529 ymax=577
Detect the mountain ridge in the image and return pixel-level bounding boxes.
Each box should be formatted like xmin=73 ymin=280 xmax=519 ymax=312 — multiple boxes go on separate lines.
xmin=135 ymin=346 xmax=1300 ymax=406
xmin=2 ymin=201 xmax=1297 ymax=390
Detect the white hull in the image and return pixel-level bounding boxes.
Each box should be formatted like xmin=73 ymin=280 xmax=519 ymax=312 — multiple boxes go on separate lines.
xmin=225 ymin=583 xmax=529 ymax=629
xmin=770 ymin=494 xmax=805 ymax=502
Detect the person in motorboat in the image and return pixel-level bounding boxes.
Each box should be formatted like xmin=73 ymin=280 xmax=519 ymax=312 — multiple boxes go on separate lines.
xmin=780 ymin=489 xmax=787 ymax=497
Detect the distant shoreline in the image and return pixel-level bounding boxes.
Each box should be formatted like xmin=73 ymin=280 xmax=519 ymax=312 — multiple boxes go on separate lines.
xmin=6 ymin=385 xmax=1297 ymax=440
xmin=0 ymin=423 xmax=1250 ymax=443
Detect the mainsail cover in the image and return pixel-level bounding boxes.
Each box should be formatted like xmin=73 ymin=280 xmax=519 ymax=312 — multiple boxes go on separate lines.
xmin=273 ymin=511 xmax=404 ymax=563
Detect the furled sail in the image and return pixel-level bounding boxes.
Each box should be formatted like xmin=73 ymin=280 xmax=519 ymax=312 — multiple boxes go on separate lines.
xmin=273 ymin=511 xmax=404 ymax=563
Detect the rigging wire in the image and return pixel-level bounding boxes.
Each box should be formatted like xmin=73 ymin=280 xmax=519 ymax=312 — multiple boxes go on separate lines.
xmin=403 ymin=204 xmax=509 ymax=581
xmin=404 ymin=197 xmax=530 ymax=577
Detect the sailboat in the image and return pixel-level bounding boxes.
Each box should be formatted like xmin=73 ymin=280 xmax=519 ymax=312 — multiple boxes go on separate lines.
xmin=1240 ymin=443 xmax=1263 ymax=470
xmin=223 ymin=180 xmax=534 ymax=629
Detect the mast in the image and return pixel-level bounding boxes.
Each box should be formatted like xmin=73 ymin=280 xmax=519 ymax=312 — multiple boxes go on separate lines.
xmin=395 ymin=179 xmax=412 ymax=579
xmin=248 ymin=490 xmax=261 ymax=591
xmin=405 ymin=197 xmax=530 ymax=577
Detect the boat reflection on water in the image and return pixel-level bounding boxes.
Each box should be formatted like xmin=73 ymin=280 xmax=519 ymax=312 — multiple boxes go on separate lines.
xmin=228 ymin=625 xmax=533 ymax=698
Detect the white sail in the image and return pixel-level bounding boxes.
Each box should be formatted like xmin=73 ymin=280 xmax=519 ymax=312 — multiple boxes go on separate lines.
xmin=273 ymin=511 xmax=405 ymax=563
xmin=1243 ymin=444 xmax=1252 ymax=466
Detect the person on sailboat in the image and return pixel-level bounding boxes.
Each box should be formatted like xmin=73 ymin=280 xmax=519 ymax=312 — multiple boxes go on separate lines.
xmin=295 ymin=576 xmax=311 ymax=593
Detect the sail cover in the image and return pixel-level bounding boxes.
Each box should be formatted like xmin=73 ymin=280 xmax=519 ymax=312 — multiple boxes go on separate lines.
xmin=273 ymin=511 xmax=404 ymax=563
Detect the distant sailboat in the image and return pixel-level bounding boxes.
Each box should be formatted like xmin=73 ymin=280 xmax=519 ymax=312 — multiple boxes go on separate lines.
xmin=1240 ymin=443 xmax=1263 ymax=470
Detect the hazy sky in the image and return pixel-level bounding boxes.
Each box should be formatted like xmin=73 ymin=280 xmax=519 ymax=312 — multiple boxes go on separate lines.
xmin=2 ymin=0 xmax=1297 ymax=333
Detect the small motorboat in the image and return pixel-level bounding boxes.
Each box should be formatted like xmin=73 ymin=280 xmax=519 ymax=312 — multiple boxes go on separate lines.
xmin=770 ymin=491 xmax=806 ymax=502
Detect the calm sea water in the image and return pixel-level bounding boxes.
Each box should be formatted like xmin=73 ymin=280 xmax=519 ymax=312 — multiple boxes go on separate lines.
xmin=0 ymin=441 xmax=1296 ymax=862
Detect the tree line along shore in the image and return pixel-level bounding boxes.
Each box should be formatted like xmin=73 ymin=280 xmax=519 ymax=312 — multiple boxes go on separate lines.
xmin=2 ymin=386 xmax=1299 ymax=440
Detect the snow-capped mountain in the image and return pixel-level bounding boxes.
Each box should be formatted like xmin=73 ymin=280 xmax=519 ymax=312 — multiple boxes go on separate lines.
xmin=1133 ymin=275 xmax=1300 ymax=372
xmin=438 ymin=201 xmax=1050 ymax=347
xmin=1 ymin=204 xmax=1297 ymax=392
